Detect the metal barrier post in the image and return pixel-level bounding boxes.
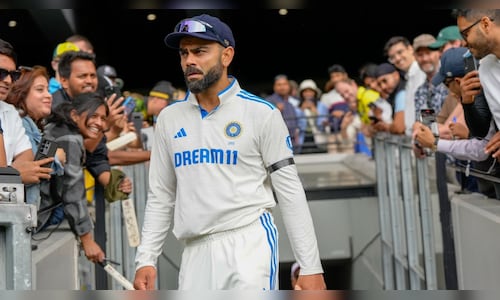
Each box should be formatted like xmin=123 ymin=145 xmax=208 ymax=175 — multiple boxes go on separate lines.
xmin=108 ymin=200 xmax=124 ymax=290
xmin=374 ymin=133 xmax=394 ymax=289
xmin=435 ymin=152 xmax=458 ymax=289
xmin=399 ymin=138 xmax=423 ymax=289
xmin=385 ymin=135 xmax=408 ymax=289
xmin=415 ymin=157 xmax=438 ymax=289
xmin=94 ymin=183 xmax=108 ymax=289
xmin=0 ymin=203 xmax=36 ymax=290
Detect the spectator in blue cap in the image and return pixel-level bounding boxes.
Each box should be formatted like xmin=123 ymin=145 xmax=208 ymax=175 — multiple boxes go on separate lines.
xmin=431 ymin=47 xmax=468 ymax=86
xmin=415 ymin=47 xmax=500 ymax=198
xmin=372 ymin=62 xmax=406 ymax=135
xmin=134 ymin=13 xmax=326 ymax=291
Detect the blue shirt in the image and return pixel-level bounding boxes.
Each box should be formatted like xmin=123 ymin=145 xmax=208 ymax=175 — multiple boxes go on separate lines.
xmin=48 ymin=77 xmax=62 ymax=94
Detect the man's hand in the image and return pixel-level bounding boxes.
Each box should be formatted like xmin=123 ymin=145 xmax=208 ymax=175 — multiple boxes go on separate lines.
xmin=460 ymin=71 xmax=481 ymax=104
xmin=105 ymin=93 xmax=127 ymax=135
xmin=134 ymin=266 xmax=157 ymax=290
xmin=294 ymin=273 xmax=327 ymax=290
xmin=372 ymin=121 xmax=390 ymax=132
xmin=414 ymin=122 xmax=435 ymax=148
xmin=485 ymin=131 xmax=500 ymax=159
xmin=448 ymin=122 xmax=469 ymax=140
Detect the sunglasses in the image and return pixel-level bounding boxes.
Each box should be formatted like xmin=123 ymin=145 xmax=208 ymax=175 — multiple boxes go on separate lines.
xmin=0 ymin=67 xmax=22 ymax=82
xmin=460 ymin=17 xmax=495 ymax=40
xmin=175 ymin=19 xmax=228 ymax=47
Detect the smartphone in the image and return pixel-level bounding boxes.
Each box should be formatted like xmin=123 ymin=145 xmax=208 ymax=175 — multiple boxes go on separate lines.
xmin=122 ymin=96 xmax=136 ymax=120
xmin=419 ymin=108 xmax=436 ymax=126
xmin=104 ymin=84 xmax=122 ymax=100
xmin=463 ymin=53 xmax=481 ymax=91
xmin=369 ymin=116 xmax=380 ymax=123
xmin=464 ymin=54 xmax=477 ymax=74
xmin=35 ymin=138 xmax=58 ymax=168
xmin=419 ymin=108 xmax=439 ymax=136
xmin=131 ymin=112 xmax=143 ymax=137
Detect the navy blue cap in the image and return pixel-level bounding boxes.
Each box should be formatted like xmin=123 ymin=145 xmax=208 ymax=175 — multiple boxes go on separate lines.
xmin=374 ymin=63 xmax=396 ymax=78
xmin=431 ymin=47 xmax=468 ymax=86
xmin=165 ymin=14 xmax=235 ymax=49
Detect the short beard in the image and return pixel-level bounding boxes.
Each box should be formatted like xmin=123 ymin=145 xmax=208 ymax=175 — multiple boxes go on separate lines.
xmin=184 ymin=62 xmax=223 ymax=94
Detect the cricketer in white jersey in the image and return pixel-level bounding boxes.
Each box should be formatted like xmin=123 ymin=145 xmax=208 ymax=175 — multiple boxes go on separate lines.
xmin=134 ymin=13 xmax=325 ymax=290
xmin=135 ymin=77 xmax=324 ymax=288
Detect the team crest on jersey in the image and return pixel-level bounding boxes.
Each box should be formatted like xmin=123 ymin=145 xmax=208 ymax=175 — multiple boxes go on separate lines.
xmin=225 ymin=121 xmax=242 ymax=138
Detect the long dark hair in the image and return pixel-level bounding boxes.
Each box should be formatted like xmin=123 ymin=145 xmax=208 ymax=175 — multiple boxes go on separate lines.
xmin=47 ymin=92 xmax=108 ymax=130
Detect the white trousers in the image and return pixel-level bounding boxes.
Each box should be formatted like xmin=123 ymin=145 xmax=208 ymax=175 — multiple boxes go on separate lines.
xmin=178 ymin=211 xmax=279 ymax=290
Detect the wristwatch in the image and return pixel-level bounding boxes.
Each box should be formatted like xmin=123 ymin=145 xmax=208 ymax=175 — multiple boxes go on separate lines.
xmin=431 ymin=137 xmax=439 ymax=152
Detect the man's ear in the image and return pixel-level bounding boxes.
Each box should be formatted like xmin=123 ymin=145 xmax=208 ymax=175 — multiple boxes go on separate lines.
xmin=221 ymin=47 xmax=234 ymax=67
xmin=60 ymin=77 xmax=69 ymax=90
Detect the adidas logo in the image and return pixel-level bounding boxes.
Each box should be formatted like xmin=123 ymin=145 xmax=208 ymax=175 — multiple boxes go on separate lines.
xmin=174 ymin=128 xmax=187 ymax=139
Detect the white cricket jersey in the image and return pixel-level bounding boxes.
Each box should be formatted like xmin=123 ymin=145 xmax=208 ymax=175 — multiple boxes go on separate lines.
xmin=479 ymin=54 xmax=500 ymax=128
xmin=136 ymin=77 xmax=324 ymax=276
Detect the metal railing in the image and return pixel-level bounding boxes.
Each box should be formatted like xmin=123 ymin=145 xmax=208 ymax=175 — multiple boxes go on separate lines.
xmin=373 ymin=132 xmax=438 ymax=290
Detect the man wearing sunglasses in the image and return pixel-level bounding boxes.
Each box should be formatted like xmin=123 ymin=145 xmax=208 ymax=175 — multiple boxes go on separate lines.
xmin=133 ymin=14 xmax=326 ymax=291
xmin=0 ymin=39 xmax=54 ymax=184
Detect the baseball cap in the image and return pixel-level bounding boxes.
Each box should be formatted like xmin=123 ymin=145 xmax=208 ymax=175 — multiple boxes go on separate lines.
xmin=431 ymin=47 xmax=468 ymax=86
xmin=429 ymin=26 xmax=463 ymax=49
xmin=52 ymin=42 xmax=79 ymax=59
xmin=149 ymin=80 xmax=175 ymax=100
xmin=327 ymin=64 xmax=346 ymax=75
xmin=374 ymin=63 xmax=396 ymax=78
xmin=164 ymin=14 xmax=235 ymax=49
xmin=412 ymin=34 xmax=437 ymax=50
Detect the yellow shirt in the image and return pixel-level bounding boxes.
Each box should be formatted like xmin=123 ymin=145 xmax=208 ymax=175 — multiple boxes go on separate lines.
xmin=357 ymin=86 xmax=380 ymax=124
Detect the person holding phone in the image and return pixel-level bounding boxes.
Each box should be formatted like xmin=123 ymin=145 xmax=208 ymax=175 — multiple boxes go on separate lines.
xmin=5 ymin=65 xmax=66 ymax=208
xmin=38 ymin=92 xmax=131 ymax=263
xmin=0 ymin=39 xmax=57 ymax=197
xmin=414 ymin=47 xmax=500 ymax=198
